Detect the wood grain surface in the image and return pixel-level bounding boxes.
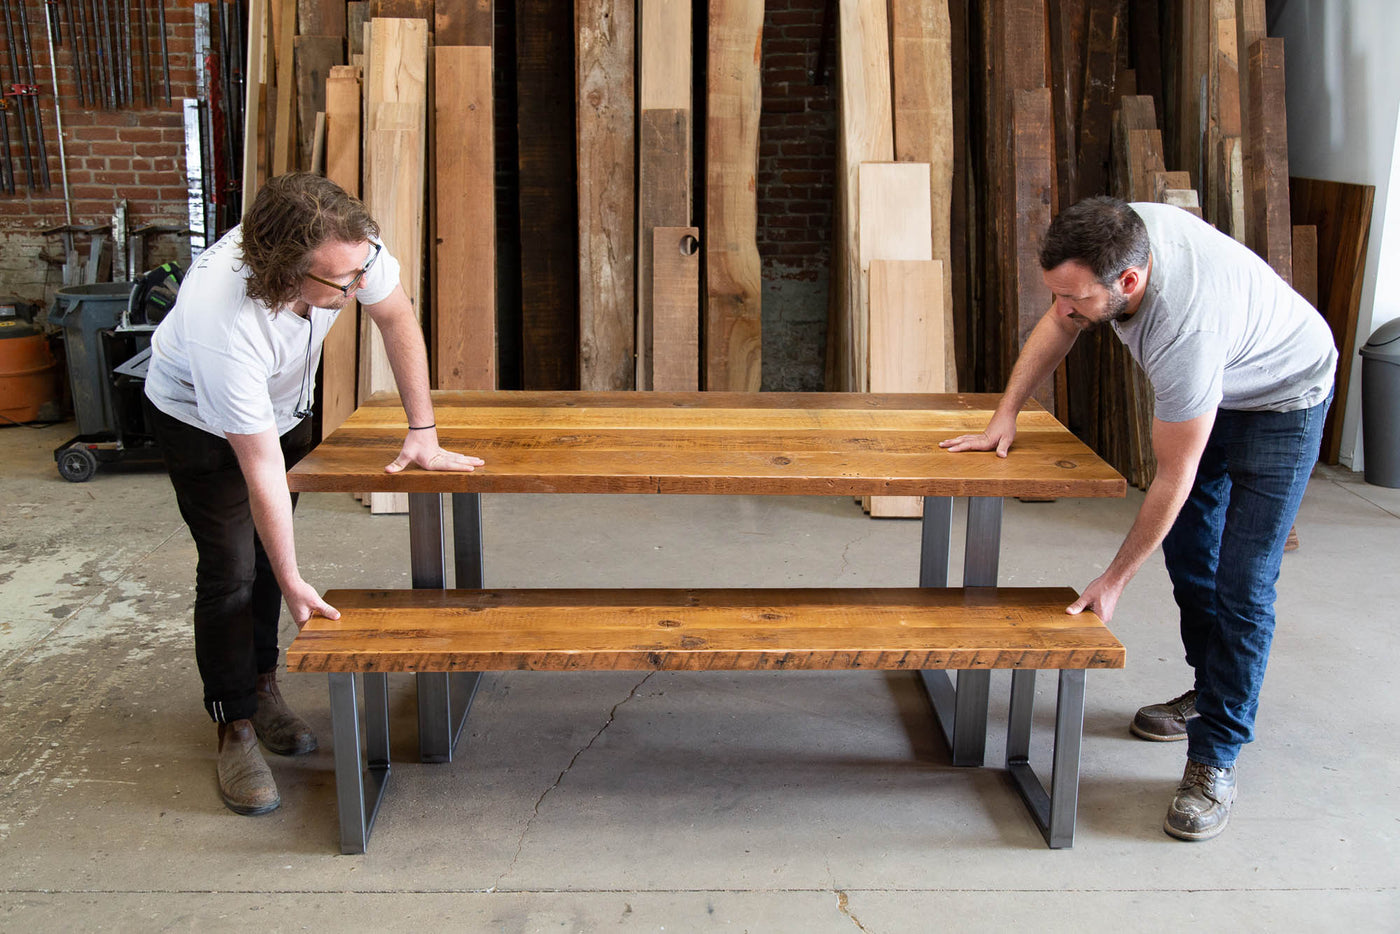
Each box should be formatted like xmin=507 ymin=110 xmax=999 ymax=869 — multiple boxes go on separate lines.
xmin=287 ymin=586 xmax=1125 ymax=672
xmin=287 ymin=391 xmax=1126 ymax=497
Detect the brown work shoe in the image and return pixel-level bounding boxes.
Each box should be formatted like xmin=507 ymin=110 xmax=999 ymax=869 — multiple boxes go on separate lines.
xmin=1164 ymin=759 xmax=1236 ymax=841
xmin=251 ymin=672 xmax=317 ymax=756
xmin=1131 ymin=689 xmax=1198 ymax=741
xmin=217 ymin=719 xmax=280 ymax=816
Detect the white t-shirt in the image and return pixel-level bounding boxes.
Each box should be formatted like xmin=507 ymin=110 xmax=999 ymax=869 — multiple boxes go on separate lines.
xmin=145 ymin=226 xmax=401 ymax=437
xmin=1112 ymin=203 xmax=1337 ymax=423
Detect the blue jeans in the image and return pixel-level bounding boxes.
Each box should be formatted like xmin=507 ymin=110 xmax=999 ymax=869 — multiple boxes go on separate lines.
xmin=1161 ymin=395 xmax=1331 ymax=769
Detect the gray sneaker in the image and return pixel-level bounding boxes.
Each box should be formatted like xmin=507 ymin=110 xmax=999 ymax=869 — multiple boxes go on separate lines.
xmin=1131 ymin=689 xmax=1198 ymax=741
xmin=1164 ymin=759 xmax=1236 ymax=841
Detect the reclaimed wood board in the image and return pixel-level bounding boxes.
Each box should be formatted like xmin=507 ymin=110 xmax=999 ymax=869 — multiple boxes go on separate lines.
xmin=517 ymin=0 xmax=580 ymax=390
xmin=651 ymin=227 xmax=701 ymax=391
xmin=1290 ymin=177 xmax=1375 ymax=465
xmin=1014 ymin=88 xmax=1055 ymax=412
xmin=435 ymin=0 xmax=493 ymax=45
xmin=704 ymin=0 xmax=763 ymax=392
xmin=889 ymin=0 xmax=956 ymax=392
xmin=294 ymin=36 xmax=345 ymax=173
xmin=869 ymin=259 xmax=945 ymax=517
xmin=1247 ymin=37 xmax=1291 ymax=283
xmin=321 ymin=64 xmax=363 ymax=441
xmin=636 ymin=0 xmax=692 ymax=390
xmin=831 ymin=0 xmax=894 ymax=392
xmin=1291 ymin=224 xmax=1318 ymax=310
xmin=577 ymin=0 xmax=636 ymax=390
xmin=433 ymin=46 xmax=497 ymax=390
xmin=362 ymin=18 xmax=428 ymax=514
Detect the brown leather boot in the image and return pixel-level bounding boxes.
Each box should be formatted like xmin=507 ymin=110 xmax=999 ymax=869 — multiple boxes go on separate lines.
xmin=217 ymin=719 xmax=280 ymax=815
xmin=251 ymin=672 xmax=317 ymax=756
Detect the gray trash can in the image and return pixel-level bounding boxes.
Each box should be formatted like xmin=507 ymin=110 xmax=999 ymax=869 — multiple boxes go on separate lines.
xmin=49 ymin=282 xmax=133 ymax=437
xmin=1359 ymin=318 xmax=1400 ymax=488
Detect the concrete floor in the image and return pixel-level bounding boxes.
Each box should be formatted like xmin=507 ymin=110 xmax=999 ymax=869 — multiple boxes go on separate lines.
xmin=1 ymin=419 xmax=1398 ymax=933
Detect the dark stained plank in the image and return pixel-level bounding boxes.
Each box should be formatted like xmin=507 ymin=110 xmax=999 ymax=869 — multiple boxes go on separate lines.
xmin=435 ymin=0 xmax=493 ymax=45
xmin=517 ymin=0 xmax=579 ymax=389
xmin=1290 ymin=177 xmax=1374 ymax=465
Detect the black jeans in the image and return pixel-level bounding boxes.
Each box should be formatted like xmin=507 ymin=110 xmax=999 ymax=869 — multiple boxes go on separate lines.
xmin=148 ymin=402 xmax=315 ymax=723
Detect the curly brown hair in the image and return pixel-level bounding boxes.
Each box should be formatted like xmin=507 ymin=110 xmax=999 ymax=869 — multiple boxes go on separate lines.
xmin=239 ymin=173 xmax=381 ymax=308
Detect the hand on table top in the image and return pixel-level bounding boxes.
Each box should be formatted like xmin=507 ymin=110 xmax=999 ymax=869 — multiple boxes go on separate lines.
xmin=385 ymin=428 xmax=486 ymax=474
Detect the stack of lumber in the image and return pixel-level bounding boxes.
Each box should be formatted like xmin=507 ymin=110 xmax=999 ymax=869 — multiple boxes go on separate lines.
xmin=236 ymin=0 xmax=1343 ymax=511
xmin=945 ymin=0 xmax=1304 ymax=491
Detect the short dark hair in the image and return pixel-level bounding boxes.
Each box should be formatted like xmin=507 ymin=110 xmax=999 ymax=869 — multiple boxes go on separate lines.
xmin=1039 ymin=196 xmax=1150 ymax=285
xmin=239 ymin=173 xmax=381 ymax=308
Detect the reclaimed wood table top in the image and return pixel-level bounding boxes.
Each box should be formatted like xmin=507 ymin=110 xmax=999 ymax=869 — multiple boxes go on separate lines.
xmin=287 ymin=391 xmax=1126 ymax=498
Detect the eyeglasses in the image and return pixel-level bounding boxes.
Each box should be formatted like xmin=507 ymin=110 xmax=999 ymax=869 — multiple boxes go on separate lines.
xmin=306 ymin=241 xmax=382 ymax=296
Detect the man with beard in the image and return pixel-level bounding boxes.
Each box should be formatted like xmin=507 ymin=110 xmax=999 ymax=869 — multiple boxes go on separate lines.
xmin=941 ymin=196 xmax=1335 ymax=841
xmin=144 ymin=173 xmax=484 ymax=816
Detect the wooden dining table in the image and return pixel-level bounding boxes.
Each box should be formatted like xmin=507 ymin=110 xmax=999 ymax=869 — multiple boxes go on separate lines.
xmin=287 ymin=390 xmax=1126 ymax=768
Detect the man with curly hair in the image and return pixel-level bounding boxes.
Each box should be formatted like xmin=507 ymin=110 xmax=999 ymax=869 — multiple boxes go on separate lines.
xmin=942 ymin=197 xmax=1335 ymax=842
xmin=144 ymin=173 xmax=484 ymax=816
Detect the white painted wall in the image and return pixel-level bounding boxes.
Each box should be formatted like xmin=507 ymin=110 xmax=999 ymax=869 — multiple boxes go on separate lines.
xmin=1271 ymin=0 xmax=1400 ymax=469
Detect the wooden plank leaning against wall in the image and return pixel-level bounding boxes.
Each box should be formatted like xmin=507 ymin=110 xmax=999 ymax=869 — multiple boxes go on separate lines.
xmin=321 ymin=65 xmax=363 ymax=440
xmin=889 ymin=0 xmax=955 ymax=393
xmin=361 ymin=17 xmax=427 ymax=513
xmin=705 ymin=0 xmax=763 ymax=392
xmin=577 ymin=0 xmax=637 ymax=390
xmin=637 ymin=0 xmax=694 ymax=390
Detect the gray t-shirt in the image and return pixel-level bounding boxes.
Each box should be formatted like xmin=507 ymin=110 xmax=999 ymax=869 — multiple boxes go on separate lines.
xmin=1112 ymin=203 xmax=1337 ymax=423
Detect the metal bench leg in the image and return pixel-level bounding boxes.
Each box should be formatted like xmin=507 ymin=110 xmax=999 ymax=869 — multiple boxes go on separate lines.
xmin=1006 ymin=668 xmax=1086 ymax=849
xmin=329 ymin=672 xmax=391 ymax=855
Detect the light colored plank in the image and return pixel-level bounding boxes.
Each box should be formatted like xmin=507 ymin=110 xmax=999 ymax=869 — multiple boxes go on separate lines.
xmin=577 ymin=0 xmax=637 ymax=390
xmin=704 ymin=0 xmax=763 ymax=391
xmin=651 ymin=227 xmax=700 ymax=391
xmin=362 ymin=18 xmax=428 ymax=514
xmin=889 ymin=0 xmax=955 ymax=391
xmin=273 ymin=0 xmax=297 ymax=174
xmin=433 ymin=46 xmax=496 ymax=391
xmin=869 ymin=260 xmax=944 ymax=517
xmin=321 ymin=65 xmax=362 ymax=442
xmin=834 ymin=0 xmax=894 ymax=392
xmin=241 ymin=0 xmax=269 ymax=209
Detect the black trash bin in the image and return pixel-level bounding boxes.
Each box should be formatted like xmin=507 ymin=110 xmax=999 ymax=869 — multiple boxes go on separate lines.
xmin=1359 ymin=318 xmax=1400 ymax=488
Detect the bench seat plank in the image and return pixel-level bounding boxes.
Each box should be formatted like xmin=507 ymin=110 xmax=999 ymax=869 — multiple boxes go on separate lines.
xmin=288 ymin=587 xmax=1124 ymax=673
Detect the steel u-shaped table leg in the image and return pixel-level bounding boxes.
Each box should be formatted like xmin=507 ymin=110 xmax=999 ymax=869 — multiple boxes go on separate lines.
xmin=411 ymin=492 xmax=482 ymax=763
xmin=329 ymin=672 xmax=390 ymax=854
xmin=1005 ymin=668 xmax=1087 ymax=848
xmin=919 ymin=496 xmax=1002 ymax=767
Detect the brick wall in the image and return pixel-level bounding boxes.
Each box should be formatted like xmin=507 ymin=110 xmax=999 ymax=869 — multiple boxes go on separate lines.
xmin=758 ymin=0 xmax=837 ymax=391
xmin=0 ymin=0 xmax=196 ymax=306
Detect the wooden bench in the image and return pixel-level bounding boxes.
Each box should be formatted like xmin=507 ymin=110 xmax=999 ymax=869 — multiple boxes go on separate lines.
xmin=288 ymin=586 xmax=1124 ymax=853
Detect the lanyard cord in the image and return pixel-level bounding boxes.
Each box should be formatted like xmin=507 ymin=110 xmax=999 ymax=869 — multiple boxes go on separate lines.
xmin=293 ymin=317 xmax=315 ymax=420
